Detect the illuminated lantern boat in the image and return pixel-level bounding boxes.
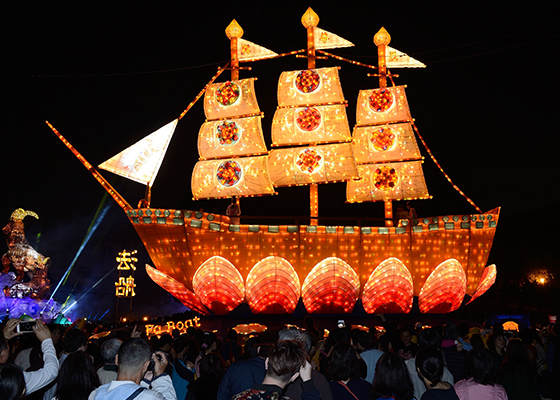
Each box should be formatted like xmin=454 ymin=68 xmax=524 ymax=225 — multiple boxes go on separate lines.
xmin=49 ymin=9 xmax=500 ymax=315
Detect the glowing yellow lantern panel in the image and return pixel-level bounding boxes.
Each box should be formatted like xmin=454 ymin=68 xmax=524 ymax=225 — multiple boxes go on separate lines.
xmin=204 ymin=78 xmax=260 ymax=121
xmin=192 ymin=256 xmax=245 ymax=315
xmin=352 ymin=122 xmax=421 ymax=164
xmin=192 ymin=156 xmax=274 ymax=199
xmin=467 ymin=264 xmax=497 ymax=304
xmin=362 ymin=258 xmax=413 ymax=314
xmin=302 ymin=257 xmax=360 ymax=314
xmin=146 ymin=264 xmax=209 ymax=315
xmin=268 ymin=143 xmax=357 ymax=187
xmin=418 ymin=259 xmax=466 ymax=314
xmin=198 ymin=116 xmax=268 ymax=159
xmin=347 ymin=162 xmax=429 ymax=203
xmin=356 ymin=86 xmax=412 ymax=126
xmin=246 ymin=256 xmax=301 ymax=314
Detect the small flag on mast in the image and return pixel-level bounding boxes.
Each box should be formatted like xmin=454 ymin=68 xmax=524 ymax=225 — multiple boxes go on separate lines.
xmin=313 ymin=27 xmax=354 ymax=49
xmin=385 ymin=46 xmax=426 ymax=68
xmin=98 ymin=119 xmax=178 ymax=186
xmin=237 ymin=38 xmax=278 ymax=61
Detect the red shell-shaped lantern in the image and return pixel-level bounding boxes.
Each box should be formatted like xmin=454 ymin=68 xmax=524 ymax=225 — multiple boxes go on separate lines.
xmin=302 ymin=257 xmax=359 ymax=313
xmin=467 ymin=264 xmax=497 ymax=304
xmin=192 ymin=256 xmax=245 ymax=315
xmin=246 ymin=256 xmax=301 ymax=314
xmin=362 ymin=258 xmax=413 ymax=314
xmin=418 ymin=259 xmax=466 ymax=313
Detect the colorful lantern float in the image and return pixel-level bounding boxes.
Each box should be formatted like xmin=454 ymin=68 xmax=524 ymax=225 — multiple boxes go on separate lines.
xmin=48 ymin=9 xmax=500 ymax=315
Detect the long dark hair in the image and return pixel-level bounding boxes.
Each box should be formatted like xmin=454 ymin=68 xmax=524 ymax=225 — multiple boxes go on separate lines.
xmin=415 ymin=347 xmax=443 ymax=388
xmin=371 ymin=352 xmax=413 ymax=400
xmin=0 ymin=363 xmax=25 ymax=400
xmin=498 ymin=339 xmax=537 ymax=384
xmin=328 ymin=341 xmax=358 ymax=381
xmin=55 ymin=351 xmax=100 ymax=400
xmin=465 ymin=348 xmax=495 ymax=385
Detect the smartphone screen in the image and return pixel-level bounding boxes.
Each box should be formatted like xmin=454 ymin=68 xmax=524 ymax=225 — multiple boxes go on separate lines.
xmin=17 ymin=321 xmax=36 ymax=333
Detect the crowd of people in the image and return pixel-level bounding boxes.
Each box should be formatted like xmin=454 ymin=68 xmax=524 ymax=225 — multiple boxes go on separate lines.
xmin=1 ymin=315 xmax=560 ymax=400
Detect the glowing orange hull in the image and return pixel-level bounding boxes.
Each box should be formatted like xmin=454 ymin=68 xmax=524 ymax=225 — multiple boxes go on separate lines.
xmin=130 ymin=207 xmax=500 ymax=315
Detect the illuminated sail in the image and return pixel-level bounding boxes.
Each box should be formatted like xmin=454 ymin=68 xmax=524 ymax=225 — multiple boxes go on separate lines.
xmin=348 ymin=84 xmax=430 ymax=203
xmin=204 ymin=78 xmax=260 ymax=120
xmin=238 ymin=38 xmax=278 ymax=61
xmin=313 ymin=27 xmax=354 ymax=50
xmin=277 ymin=67 xmax=346 ymax=107
xmin=98 ymin=119 xmax=177 ymax=186
xmin=386 ymin=46 xmax=426 ymax=68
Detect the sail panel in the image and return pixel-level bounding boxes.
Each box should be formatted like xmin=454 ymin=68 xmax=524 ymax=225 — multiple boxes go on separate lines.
xmin=356 ymin=86 xmax=412 ymax=126
xmin=98 ymin=119 xmax=178 ymax=186
xmin=198 ymin=115 xmax=268 ymax=159
xmin=277 ymin=67 xmax=345 ymax=108
xmin=346 ymin=161 xmax=430 ymax=203
xmin=271 ymin=104 xmax=351 ymax=146
xmin=204 ymin=78 xmax=260 ymax=121
xmin=238 ymin=38 xmax=278 ymax=61
xmin=313 ymin=27 xmax=354 ymax=50
xmin=192 ymin=156 xmax=275 ymax=199
xmin=352 ymin=122 xmax=421 ymax=164
xmin=268 ymin=143 xmax=358 ymax=187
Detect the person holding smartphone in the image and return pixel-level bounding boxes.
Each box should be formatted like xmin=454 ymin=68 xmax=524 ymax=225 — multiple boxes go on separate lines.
xmin=1 ymin=318 xmax=59 ymax=395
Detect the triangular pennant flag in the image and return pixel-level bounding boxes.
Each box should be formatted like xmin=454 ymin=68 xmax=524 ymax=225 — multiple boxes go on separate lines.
xmin=385 ymin=46 xmax=426 ymax=68
xmin=99 ymin=119 xmax=178 ymax=186
xmin=237 ymin=38 xmax=278 ymax=61
xmin=313 ymin=27 xmax=354 ymax=49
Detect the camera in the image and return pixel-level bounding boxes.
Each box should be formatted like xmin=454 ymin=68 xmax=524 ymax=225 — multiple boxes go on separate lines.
xmin=16 ymin=321 xmax=36 ymax=333
xmin=147 ymin=352 xmax=163 ymax=371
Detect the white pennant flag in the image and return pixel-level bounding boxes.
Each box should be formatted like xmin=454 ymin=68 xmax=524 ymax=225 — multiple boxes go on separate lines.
xmin=386 ymin=46 xmax=426 ymax=68
xmin=238 ymin=38 xmax=278 ymax=61
xmin=313 ymin=27 xmax=354 ymax=49
xmin=99 ymin=119 xmax=178 ymax=186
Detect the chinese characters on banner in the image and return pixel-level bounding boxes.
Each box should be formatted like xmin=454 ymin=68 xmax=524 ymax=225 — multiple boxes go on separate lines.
xmin=115 ymin=250 xmax=137 ymax=297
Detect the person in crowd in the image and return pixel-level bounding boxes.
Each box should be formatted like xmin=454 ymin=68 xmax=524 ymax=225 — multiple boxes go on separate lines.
xmin=88 ymin=337 xmax=177 ymax=400
xmin=221 ymin=329 xmax=241 ymax=366
xmin=547 ymin=323 xmax=560 ymax=400
xmin=157 ymin=335 xmax=174 ymax=354
xmin=456 ymin=323 xmax=473 ymax=352
xmin=453 ymin=348 xmax=507 ymax=400
xmin=304 ymin=316 xmax=320 ymax=339
xmin=352 ymin=329 xmax=383 ymax=384
xmin=195 ymin=331 xmax=218 ymax=377
xmin=97 ymin=338 xmax=122 ymax=385
xmin=393 ymin=326 xmax=419 ymax=361
xmin=440 ymin=324 xmax=467 ymax=383
xmin=328 ymin=341 xmax=371 ymax=400
xmin=54 ymin=350 xmax=100 ymax=400
xmin=186 ymin=352 xmax=225 ymax=400
xmin=217 ymin=341 xmax=272 ymax=400
xmin=415 ymin=347 xmax=458 ymax=400
xmin=406 ymin=328 xmax=454 ymax=400
xmin=0 ymin=363 xmax=26 ymax=400
xmin=2 ymin=319 xmax=59 ymax=395
xmin=171 ymin=335 xmax=194 ymax=400
xmin=226 ymin=198 xmax=241 ymax=225
xmin=371 ymin=352 xmax=414 ymax=400
xmin=43 ymin=328 xmax=88 ymax=400
xmin=497 ymin=339 xmax=540 ymax=400
xmin=241 ymin=336 xmax=262 ymax=360
xmin=231 ymin=340 xmax=318 ymax=400
xmin=468 ymin=334 xmax=485 ymax=351
xmin=486 ymin=332 xmax=507 ymax=376
xmin=280 ymin=327 xmax=333 ymax=400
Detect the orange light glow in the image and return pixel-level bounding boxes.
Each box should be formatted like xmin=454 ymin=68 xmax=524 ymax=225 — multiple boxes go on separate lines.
xmin=418 ymin=259 xmax=466 ymax=313
xmin=362 ymin=258 xmax=413 ymax=314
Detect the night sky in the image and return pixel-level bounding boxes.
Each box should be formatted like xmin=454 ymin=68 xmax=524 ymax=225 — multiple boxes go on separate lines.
xmin=2 ymin=2 xmax=559 ymax=321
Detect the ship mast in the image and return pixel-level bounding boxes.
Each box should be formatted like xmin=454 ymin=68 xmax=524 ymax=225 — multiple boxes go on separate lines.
xmin=302 ymin=8 xmax=320 ymax=226
xmin=374 ymin=27 xmax=393 ymax=227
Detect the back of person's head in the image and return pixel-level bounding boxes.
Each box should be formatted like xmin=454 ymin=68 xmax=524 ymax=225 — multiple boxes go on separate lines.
xmin=500 ymin=339 xmax=536 ymax=378
xmin=469 ymin=334 xmax=485 ymax=350
xmin=100 ymin=338 xmax=122 ymax=364
xmin=55 ymin=351 xmax=100 ymax=400
xmin=465 ymin=348 xmax=495 ymax=385
xmin=0 ymin=363 xmax=25 ymax=400
xmin=278 ymin=327 xmax=312 ymax=355
xmin=329 ymin=341 xmax=357 ymax=381
xmin=257 ymin=343 xmax=273 ymax=359
xmin=415 ymin=347 xmax=443 ymax=388
xmin=117 ymin=338 xmax=152 ymax=373
xmin=417 ymin=328 xmax=442 ymax=349
xmin=199 ymin=352 xmax=226 ymax=379
xmin=443 ymin=324 xmax=459 ymax=340
xmin=158 ymin=334 xmax=174 ymax=351
xmin=226 ymin=329 xmax=238 ymax=341
xmin=200 ymin=331 xmax=218 ymax=355
xmin=457 ymin=322 xmax=470 ymax=338
xmin=352 ymin=329 xmax=371 ymax=350
xmin=173 ymin=335 xmax=187 ymax=354
xmin=371 ymin=352 xmax=414 ymax=400
xmin=62 ymin=329 xmax=87 ymax=353
xmin=266 ymin=340 xmax=306 ymax=383
xmin=171 ymin=329 xmax=180 ymax=339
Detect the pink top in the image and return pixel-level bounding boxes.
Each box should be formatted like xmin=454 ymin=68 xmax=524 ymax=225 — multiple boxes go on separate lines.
xmin=454 ymin=378 xmax=508 ymax=400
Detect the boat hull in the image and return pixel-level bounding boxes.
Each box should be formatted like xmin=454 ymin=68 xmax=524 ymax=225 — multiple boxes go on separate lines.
xmin=128 ymin=207 xmax=500 ymax=315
